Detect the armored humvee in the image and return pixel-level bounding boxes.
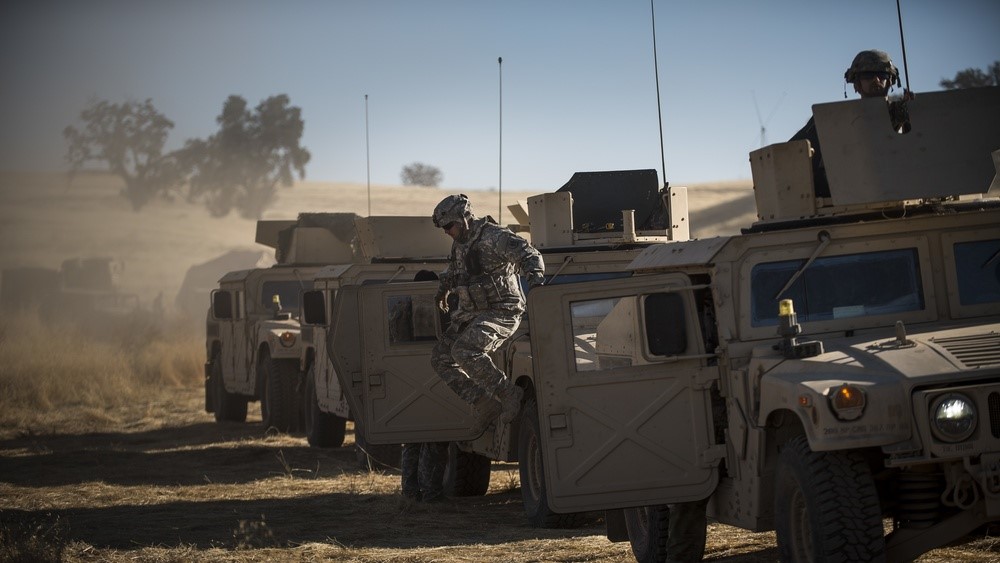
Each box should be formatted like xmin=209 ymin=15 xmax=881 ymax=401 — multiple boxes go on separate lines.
xmin=299 ymin=215 xmax=452 ymax=451
xmin=325 ymin=170 xmax=692 ymax=521
xmin=524 ymin=87 xmax=998 ymax=562
xmin=205 ymin=213 xmax=361 ymax=432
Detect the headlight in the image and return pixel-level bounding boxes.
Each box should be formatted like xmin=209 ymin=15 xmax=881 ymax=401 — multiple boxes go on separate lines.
xmin=278 ymin=331 xmax=297 ymax=348
xmin=930 ymin=393 xmax=977 ymax=443
xmin=829 ymin=384 xmax=866 ymax=421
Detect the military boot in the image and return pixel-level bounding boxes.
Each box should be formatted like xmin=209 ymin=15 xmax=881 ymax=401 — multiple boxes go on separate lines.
xmin=499 ymin=385 xmax=524 ymax=424
xmin=471 ymin=395 xmax=502 ymax=434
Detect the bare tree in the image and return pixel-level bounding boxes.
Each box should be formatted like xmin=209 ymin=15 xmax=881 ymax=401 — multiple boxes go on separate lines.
xmin=63 ymin=99 xmax=184 ymax=210
xmin=939 ymin=61 xmax=999 ymax=89
xmin=400 ymin=162 xmax=443 ymax=187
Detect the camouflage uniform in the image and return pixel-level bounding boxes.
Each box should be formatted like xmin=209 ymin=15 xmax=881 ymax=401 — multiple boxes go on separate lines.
xmin=431 ymin=209 xmax=544 ymax=410
xmin=401 ymin=442 xmax=449 ymax=502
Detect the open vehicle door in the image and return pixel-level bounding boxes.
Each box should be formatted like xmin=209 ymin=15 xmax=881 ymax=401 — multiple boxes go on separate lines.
xmin=331 ymin=281 xmax=482 ymax=444
xmin=528 ymin=273 xmax=721 ymax=513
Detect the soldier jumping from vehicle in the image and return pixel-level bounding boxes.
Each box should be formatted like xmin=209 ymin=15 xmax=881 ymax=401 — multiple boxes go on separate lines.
xmin=430 ymin=194 xmax=545 ymax=432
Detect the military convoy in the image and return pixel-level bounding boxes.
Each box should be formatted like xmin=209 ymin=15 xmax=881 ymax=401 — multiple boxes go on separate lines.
xmin=203 ymin=85 xmax=998 ymax=561
xmin=325 ymin=86 xmax=1000 ymax=562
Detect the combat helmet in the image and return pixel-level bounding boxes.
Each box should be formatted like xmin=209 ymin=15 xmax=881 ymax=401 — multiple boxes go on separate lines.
xmin=844 ymin=49 xmax=901 ymax=87
xmin=432 ymin=194 xmax=475 ymax=228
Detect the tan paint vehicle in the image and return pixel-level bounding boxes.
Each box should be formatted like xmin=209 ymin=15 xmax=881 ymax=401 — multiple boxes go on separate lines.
xmin=299 ymin=216 xmax=451 ymax=452
xmin=526 ymin=87 xmax=999 ymax=562
xmin=205 ymin=213 xmax=361 ymax=432
xmin=327 ymin=170 xmax=692 ymax=521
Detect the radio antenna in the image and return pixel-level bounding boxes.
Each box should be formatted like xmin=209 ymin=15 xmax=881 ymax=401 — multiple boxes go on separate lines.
xmin=497 ymin=56 xmax=503 ymax=224
xmin=650 ymin=0 xmax=667 ymax=188
xmin=364 ymin=94 xmax=371 ymax=216
xmin=895 ymin=0 xmax=911 ymax=92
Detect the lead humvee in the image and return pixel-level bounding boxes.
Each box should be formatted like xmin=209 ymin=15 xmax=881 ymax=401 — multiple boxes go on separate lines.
xmin=205 ymin=213 xmax=361 ymax=432
xmin=326 ymin=170 xmax=692 ymax=522
xmin=526 ymin=87 xmax=999 ymax=562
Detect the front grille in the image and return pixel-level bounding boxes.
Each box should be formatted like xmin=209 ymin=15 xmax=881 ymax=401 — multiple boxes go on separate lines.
xmin=931 ymin=333 xmax=1000 ymax=368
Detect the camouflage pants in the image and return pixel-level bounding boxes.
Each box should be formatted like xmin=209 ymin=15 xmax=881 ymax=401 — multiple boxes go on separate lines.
xmin=401 ymin=442 xmax=449 ymax=502
xmin=431 ymin=310 xmax=521 ymax=404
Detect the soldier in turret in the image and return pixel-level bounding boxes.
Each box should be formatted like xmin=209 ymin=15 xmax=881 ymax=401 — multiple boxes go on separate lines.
xmin=430 ymin=194 xmax=545 ymax=431
xmin=791 ymin=49 xmax=912 ymax=197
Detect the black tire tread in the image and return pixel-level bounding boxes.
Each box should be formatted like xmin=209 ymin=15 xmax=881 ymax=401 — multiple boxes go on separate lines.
xmin=775 ymin=435 xmax=885 ymax=562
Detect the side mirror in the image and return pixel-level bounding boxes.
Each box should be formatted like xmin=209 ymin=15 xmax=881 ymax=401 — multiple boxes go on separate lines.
xmin=211 ymin=290 xmax=233 ymax=320
xmin=302 ymin=290 xmax=327 ymax=326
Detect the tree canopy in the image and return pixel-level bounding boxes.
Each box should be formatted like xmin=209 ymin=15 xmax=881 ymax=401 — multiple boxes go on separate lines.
xmin=400 ymin=162 xmax=443 ymax=187
xmin=939 ymin=61 xmax=999 ymax=89
xmin=63 ymin=94 xmax=310 ymax=218
xmin=63 ymin=99 xmax=184 ymax=210
xmin=183 ymin=95 xmax=311 ymax=219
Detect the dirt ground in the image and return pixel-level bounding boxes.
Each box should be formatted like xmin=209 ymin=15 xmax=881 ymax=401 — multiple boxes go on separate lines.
xmin=0 ymin=385 xmax=996 ymax=563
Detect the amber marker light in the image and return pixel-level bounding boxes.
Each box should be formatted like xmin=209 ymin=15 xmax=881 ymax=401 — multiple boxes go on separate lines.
xmin=279 ymin=331 xmax=296 ymax=347
xmin=779 ymin=299 xmax=795 ymax=317
xmin=798 ymin=395 xmax=812 ymax=407
xmin=829 ymin=384 xmax=866 ymax=421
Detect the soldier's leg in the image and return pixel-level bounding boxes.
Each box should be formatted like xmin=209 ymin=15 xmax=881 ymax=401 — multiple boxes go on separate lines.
xmin=452 ymin=313 xmax=524 ymax=422
xmin=431 ymin=324 xmax=484 ymax=403
xmin=450 ymin=313 xmax=520 ymax=400
xmin=419 ymin=441 xmax=450 ymax=502
xmin=665 ymin=498 xmax=709 ymax=563
xmin=400 ymin=443 xmax=421 ymax=499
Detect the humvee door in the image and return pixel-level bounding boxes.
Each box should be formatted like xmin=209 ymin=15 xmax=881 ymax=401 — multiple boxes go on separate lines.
xmin=528 ymin=273 xmax=720 ymax=513
xmin=333 ymin=281 xmax=481 ymax=444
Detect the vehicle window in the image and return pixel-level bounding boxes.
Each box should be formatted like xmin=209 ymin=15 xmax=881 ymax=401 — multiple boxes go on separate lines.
xmin=261 ymin=281 xmax=304 ymax=310
xmin=387 ymin=295 xmax=438 ymax=344
xmin=750 ymin=248 xmax=924 ymax=326
xmin=644 ymin=293 xmax=687 ymax=356
xmin=569 ymin=291 xmax=687 ymax=371
xmin=954 ymin=239 xmax=1000 ymax=306
xmin=570 ymin=297 xmax=621 ymax=371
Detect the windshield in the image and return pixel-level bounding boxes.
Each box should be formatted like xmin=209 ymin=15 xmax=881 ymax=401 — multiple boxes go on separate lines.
xmin=261 ymin=280 xmax=304 ymax=310
xmin=954 ymin=238 xmax=1000 ymax=306
xmin=750 ymin=248 xmax=924 ymax=326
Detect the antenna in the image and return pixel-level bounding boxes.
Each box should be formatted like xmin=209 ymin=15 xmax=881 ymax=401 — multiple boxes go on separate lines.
xmin=364 ymin=94 xmax=371 ymax=216
xmin=498 ymin=56 xmax=503 ymax=225
xmin=649 ymin=0 xmax=667 ymax=188
xmin=896 ymin=0 xmax=911 ymax=92
xmin=752 ymin=90 xmax=786 ymax=148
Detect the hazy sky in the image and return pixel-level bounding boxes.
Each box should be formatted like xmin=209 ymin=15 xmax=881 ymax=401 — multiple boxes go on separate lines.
xmin=1 ymin=0 xmax=997 ymax=192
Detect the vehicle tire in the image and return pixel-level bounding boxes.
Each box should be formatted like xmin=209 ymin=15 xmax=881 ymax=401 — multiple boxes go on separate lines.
xmin=260 ymin=350 xmax=300 ymax=433
xmin=774 ymin=435 xmax=886 ymax=562
xmin=354 ymin=429 xmax=401 ymax=471
xmin=304 ymin=364 xmax=346 ymax=448
xmin=518 ymin=395 xmax=586 ymax=528
xmin=624 ymin=505 xmax=669 ymax=563
xmin=211 ymin=356 xmax=248 ymax=422
xmin=444 ymin=442 xmax=492 ymax=496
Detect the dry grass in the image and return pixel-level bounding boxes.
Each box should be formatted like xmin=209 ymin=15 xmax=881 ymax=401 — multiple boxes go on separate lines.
xmin=0 ymin=310 xmax=203 ymax=439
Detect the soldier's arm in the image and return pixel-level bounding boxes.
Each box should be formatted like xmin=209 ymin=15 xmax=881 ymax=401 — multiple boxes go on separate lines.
xmin=501 ymin=231 xmax=545 ymax=287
